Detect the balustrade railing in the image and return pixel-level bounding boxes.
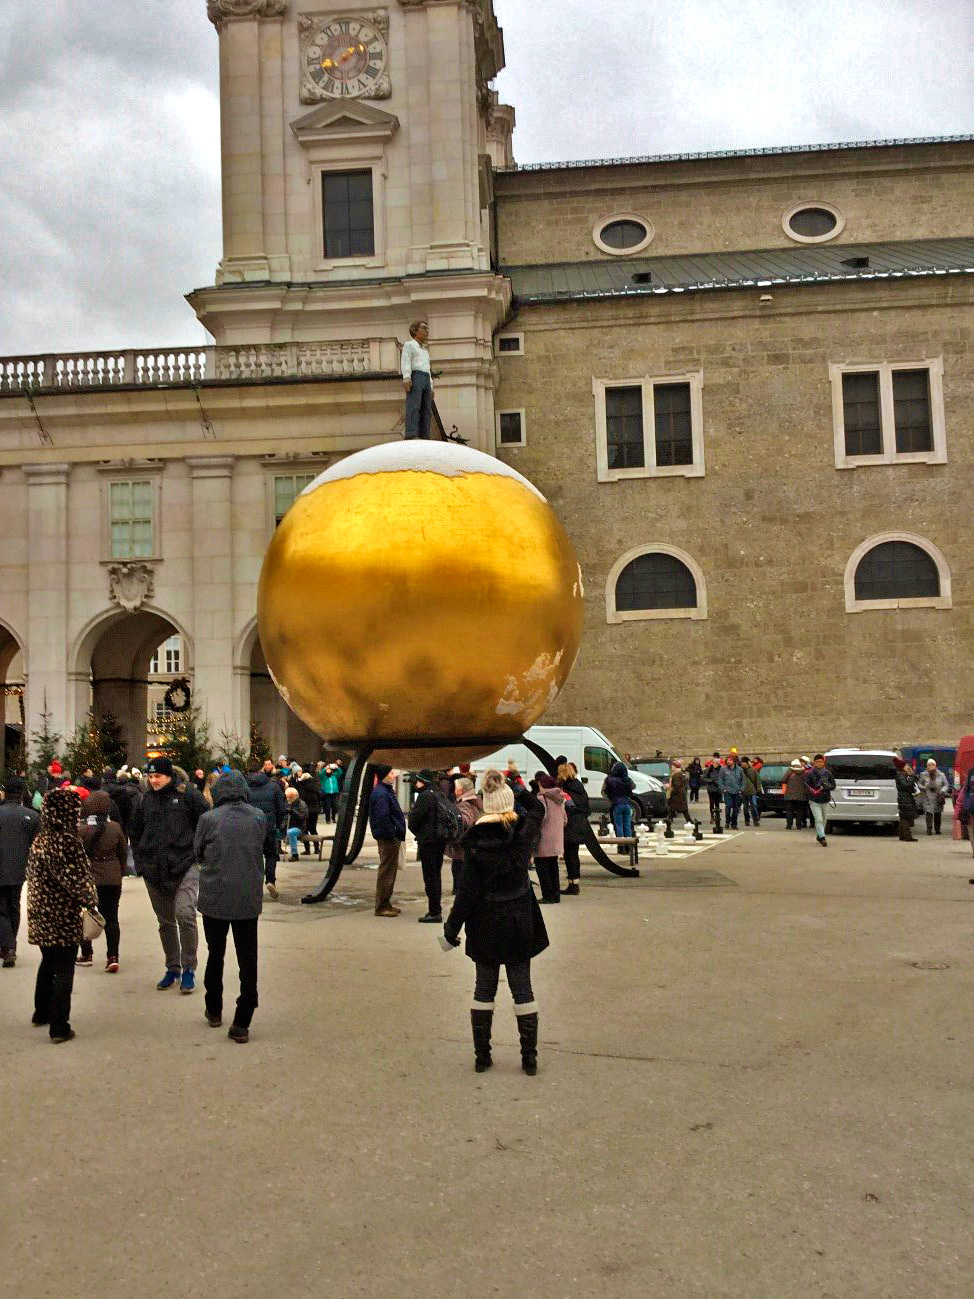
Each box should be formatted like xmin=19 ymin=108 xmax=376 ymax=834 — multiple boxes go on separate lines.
xmin=0 ymin=339 xmax=398 ymax=394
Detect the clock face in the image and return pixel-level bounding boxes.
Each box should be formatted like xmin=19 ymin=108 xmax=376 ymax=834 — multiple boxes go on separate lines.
xmin=304 ymin=17 xmax=388 ymax=99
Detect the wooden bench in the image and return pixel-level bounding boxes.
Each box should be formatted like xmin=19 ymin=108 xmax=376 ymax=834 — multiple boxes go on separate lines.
xmin=280 ymin=834 xmax=333 ymax=862
xmin=594 ymin=835 xmax=639 ymax=867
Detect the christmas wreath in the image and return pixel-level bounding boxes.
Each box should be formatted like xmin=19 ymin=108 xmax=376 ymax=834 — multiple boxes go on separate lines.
xmin=164 ymin=677 xmax=192 ymax=714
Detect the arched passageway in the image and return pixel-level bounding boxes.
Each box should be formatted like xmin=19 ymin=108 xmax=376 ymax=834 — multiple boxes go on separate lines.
xmin=74 ymin=610 xmax=192 ymax=763
xmin=248 ymin=630 xmax=320 ymax=765
xmin=0 ymin=626 xmax=26 ymax=776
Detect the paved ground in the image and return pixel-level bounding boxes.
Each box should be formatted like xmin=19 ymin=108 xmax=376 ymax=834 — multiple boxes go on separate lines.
xmin=3 ymin=814 xmax=973 ymax=1298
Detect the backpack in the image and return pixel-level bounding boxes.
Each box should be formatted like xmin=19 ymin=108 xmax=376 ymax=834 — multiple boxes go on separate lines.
xmin=433 ymin=791 xmax=465 ymax=843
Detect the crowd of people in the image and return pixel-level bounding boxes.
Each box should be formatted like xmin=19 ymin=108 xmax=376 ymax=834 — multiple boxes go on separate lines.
xmin=4 ymin=742 xmax=971 ymax=1070
xmin=0 ymin=752 xmax=348 ymax=1047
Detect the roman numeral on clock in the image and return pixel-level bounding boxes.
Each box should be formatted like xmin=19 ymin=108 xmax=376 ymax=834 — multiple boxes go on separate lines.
xmin=365 ymin=64 xmax=379 ymax=78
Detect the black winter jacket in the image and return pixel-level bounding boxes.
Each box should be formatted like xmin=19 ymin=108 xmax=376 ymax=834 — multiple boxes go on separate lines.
xmin=559 ymin=776 xmax=590 ymax=846
xmin=130 ymin=781 xmax=208 ymax=893
xmin=295 ymin=774 xmax=320 ymax=819
xmin=408 ymin=787 xmax=441 ymax=847
xmin=246 ymin=772 xmax=287 ymax=839
xmin=444 ymin=813 xmax=550 ymax=965
xmin=896 ymin=769 xmax=918 ymax=820
xmin=0 ymin=802 xmax=40 ymax=887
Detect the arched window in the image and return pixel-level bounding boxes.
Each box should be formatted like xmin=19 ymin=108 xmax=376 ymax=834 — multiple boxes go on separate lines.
xmin=606 ymin=545 xmax=708 ymax=623
xmin=845 ymin=534 xmax=951 ymax=612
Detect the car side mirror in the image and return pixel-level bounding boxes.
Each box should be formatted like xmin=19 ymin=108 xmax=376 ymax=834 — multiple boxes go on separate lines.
xmin=581 ymin=777 xmax=588 ymax=783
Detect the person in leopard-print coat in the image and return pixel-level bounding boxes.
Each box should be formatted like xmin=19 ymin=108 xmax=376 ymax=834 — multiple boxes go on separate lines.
xmin=26 ymin=788 xmax=98 ymax=1042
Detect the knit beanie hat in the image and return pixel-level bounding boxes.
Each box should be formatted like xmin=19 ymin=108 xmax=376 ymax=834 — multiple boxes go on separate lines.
xmin=146 ymin=756 xmax=174 ymax=778
xmin=374 ymin=764 xmax=392 ymax=781
xmin=480 ymin=769 xmax=515 ymax=815
xmin=790 ymin=759 xmax=802 ymax=770
xmin=415 ymin=769 xmax=438 ymax=787
xmin=538 ymin=774 xmax=557 ymax=789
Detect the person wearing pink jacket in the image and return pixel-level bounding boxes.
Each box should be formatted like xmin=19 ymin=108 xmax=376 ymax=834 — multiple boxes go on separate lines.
xmin=533 ymin=775 xmax=567 ymax=904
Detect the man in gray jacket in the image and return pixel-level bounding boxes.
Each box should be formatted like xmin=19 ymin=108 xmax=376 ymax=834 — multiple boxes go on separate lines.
xmin=194 ymin=771 xmax=266 ymax=1044
xmin=0 ymin=778 xmax=40 ymax=967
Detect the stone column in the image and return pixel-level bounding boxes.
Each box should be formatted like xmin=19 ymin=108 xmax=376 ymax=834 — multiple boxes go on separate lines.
xmin=23 ymin=464 xmax=71 ymax=749
xmin=186 ymin=457 xmax=238 ymax=744
xmin=208 ymin=1 xmax=288 ymax=282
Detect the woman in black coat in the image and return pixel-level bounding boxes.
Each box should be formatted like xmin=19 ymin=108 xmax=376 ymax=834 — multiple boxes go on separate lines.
xmin=557 ymin=761 xmax=589 ymax=896
xmin=444 ymin=770 xmax=549 ymax=1075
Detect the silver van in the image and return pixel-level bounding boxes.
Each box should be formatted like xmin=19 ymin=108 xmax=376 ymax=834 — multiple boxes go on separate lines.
xmin=824 ymin=749 xmax=899 ymax=830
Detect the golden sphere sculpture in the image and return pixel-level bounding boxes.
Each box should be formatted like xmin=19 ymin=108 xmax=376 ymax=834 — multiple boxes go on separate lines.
xmin=257 ymin=440 xmax=584 ymax=768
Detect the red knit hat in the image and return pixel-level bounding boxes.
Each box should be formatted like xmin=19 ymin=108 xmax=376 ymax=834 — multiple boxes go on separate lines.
xmin=50 ymin=760 xmax=63 ymax=775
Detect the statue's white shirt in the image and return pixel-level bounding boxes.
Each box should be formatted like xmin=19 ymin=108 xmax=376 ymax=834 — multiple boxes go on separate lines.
xmin=401 ymin=339 xmax=432 ymax=384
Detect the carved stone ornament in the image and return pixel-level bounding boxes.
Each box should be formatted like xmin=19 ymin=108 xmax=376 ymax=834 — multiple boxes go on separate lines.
xmin=108 ymin=563 xmax=155 ymax=614
xmin=206 ymin=0 xmax=288 ymax=27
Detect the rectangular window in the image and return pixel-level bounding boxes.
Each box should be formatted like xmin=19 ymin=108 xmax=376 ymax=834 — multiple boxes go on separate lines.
xmin=497 ymin=335 xmax=524 ymax=355
xmin=841 ymin=371 xmax=882 ymax=457
xmin=274 ymin=473 xmax=314 ymax=527
xmin=109 ymin=480 xmax=154 ymax=559
xmin=831 ymin=360 xmax=946 ymax=469
xmin=605 ymin=386 xmax=645 ymax=470
xmin=497 ymin=411 xmax=525 ymax=446
xmin=653 ymin=382 xmax=694 ymax=466
xmin=584 ymin=746 xmax=614 ymax=775
xmin=322 ymin=170 xmax=375 ymax=259
xmin=595 ymin=372 xmax=704 ymax=482
xmin=892 ymin=368 xmax=933 ymax=453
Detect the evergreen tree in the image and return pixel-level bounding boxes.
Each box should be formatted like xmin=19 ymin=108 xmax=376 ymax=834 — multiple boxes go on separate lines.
xmin=218 ymin=729 xmax=249 ymax=773
xmin=30 ymin=691 xmax=62 ymax=776
xmin=63 ymin=712 xmax=106 ymax=778
xmin=166 ymin=706 xmax=214 ymax=778
xmin=95 ymin=712 xmax=127 ymax=770
xmin=248 ymin=721 xmax=272 ymax=766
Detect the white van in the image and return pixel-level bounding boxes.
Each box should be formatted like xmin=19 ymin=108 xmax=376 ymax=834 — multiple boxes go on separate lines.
xmin=470 ymin=726 xmax=666 ymax=821
xmin=824 ymin=749 xmax=899 ymax=829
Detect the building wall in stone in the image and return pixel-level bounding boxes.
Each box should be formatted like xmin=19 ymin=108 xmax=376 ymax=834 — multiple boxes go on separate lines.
xmin=494 ymin=278 xmax=974 ymax=756
xmin=495 ymin=143 xmax=974 ymax=265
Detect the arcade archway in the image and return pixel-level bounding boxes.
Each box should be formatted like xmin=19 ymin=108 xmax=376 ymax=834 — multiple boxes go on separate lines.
xmin=240 ymin=620 xmax=320 ymax=765
xmin=0 ymin=622 xmax=26 ymax=777
xmin=72 ymin=609 xmax=193 ymax=763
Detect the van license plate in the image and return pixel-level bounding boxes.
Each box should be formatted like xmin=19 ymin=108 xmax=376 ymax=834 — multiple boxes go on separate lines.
xmin=846 ymin=788 xmax=877 ymax=799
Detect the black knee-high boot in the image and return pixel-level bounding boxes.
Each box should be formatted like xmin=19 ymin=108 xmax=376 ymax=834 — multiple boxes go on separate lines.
xmin=517 ymin=1010 xmax=538 ymax=1076
xmin=471 ymin=1008 xmax=493 ymax=1072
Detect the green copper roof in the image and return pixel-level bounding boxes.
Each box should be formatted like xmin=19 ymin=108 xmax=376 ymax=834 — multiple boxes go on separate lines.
xmin=504 ymin=238 xmax=974 ymax=303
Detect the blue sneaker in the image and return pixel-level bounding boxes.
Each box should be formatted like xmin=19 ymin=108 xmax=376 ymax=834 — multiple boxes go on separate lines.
xmin=157 ymin=971 xmax=179 ymax=990
xmin=180 ymin=970 xmax=196 ymax=995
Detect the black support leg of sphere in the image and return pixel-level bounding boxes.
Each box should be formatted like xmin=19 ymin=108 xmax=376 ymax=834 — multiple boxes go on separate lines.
xmin=302 ymin=747 xmax=375 ymax=904
xmin=521 ymin=737 xmax=640 ymax=879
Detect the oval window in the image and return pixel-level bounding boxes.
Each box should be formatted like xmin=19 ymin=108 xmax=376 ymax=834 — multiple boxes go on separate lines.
xmin=594 ymin=215 xmax=653 ymax=255
xmin=783 ymin=203 xmax=844 ymax=243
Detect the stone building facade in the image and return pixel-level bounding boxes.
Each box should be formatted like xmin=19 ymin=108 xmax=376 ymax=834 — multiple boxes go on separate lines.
xmin=0 ymin=0 xmax=971 ymax=765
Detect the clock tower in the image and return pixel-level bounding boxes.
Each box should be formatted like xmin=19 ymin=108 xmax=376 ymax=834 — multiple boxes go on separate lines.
xmin=191 ymin=0 xmax=515 ymax=449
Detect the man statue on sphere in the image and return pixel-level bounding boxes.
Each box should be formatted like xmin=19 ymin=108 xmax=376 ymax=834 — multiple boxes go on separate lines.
xmin=401 ymin=320 xmax=433 ymax=440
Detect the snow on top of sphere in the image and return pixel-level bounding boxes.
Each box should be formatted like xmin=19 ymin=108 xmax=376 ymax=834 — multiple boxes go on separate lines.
xmin=301 ymin=439 xmax=546 ymax=502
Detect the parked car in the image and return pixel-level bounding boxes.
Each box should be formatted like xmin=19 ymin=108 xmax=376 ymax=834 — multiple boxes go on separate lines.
xmin=823 ymin=749 xmax=899 ymax=830
xmin=632 ymin=757 xmax=672 ymax=783
xmin=755 ymin=762 xmax=791 ymax=817
xmin=901 ymin=745 xmax=956 ymax=787
xmin=471 ymin=726 xmax=666 ymax=822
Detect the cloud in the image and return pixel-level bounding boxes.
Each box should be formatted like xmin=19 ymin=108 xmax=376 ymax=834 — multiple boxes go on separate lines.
xmin=0 ymin=0 xmax=970 ymax=355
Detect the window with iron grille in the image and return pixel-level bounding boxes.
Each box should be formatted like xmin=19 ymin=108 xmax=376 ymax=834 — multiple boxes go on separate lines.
xmin=605 ymin=386 xmax=645 ymax=470
xmin=654 ymin=383 xmax=694 ymax=466
xmin=615 ymin=553 xmax=697 ymax=612
xmin=854 ymin=541 xmax=940 ymax=602
xmin=831 ymin=361 xmax=945 ymax=468
xmin=892 ymin=369 xmax=933 ymax=453
xmin=274 ymin=474 xmax=315 ymax=527
xmin=841 ymin=372 xmax=882 ymax=457
xmin=322 ymin=170 xmax=375 ymax=258
xmin=109 ymin=480 xmax=154 ymax=559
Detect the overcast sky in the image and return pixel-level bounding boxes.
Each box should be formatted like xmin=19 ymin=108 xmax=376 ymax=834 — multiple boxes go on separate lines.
xmin=0 ymin=0 xmax=971 ymax=355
